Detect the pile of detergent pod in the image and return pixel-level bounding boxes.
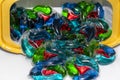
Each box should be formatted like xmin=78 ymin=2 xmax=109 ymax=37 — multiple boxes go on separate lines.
xmin=10 ymin=1 xmax=116 ymax=80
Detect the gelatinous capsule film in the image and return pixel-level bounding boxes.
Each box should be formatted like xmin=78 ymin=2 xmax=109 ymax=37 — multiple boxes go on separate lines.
xmin=10 ymin=1 xmax=116 ymax=80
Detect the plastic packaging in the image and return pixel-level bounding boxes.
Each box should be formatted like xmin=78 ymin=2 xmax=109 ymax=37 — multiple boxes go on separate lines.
xmin=0 ymin=0 xmax=120 ymax=54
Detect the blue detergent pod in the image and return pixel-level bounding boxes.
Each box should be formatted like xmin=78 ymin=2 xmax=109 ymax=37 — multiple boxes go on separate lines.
xmin=100 ymin=45 xmax=116 ymax=56
xmin=95 ymin=45 xmax=116 ymax=65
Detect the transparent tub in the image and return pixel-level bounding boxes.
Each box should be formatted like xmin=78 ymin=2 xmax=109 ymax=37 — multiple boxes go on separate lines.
xmin=0 ymin=0 xmax=120 ymax=54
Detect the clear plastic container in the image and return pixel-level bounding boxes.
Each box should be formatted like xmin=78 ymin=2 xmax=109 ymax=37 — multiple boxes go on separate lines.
xmin=0 ymin=0 xmax=120 ymax=54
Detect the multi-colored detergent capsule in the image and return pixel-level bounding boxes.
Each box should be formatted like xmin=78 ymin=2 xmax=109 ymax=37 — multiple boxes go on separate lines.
xmin=95 ymin=45 xmax=116 ymax=65
xmin=33 ymin=5 xmax=52 ymax=15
